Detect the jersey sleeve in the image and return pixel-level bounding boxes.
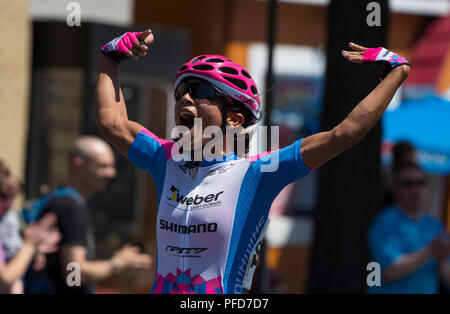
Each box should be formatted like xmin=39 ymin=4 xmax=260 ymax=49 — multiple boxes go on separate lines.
xmin=249 ymin=138 xmax=312 ymax=193
xmin=127 ymin=128 xmax=175 ymax=183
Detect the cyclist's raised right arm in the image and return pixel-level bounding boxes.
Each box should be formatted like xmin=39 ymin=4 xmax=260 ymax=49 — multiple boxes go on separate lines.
xmin=95 ymin=30 xmax=154 ymax=157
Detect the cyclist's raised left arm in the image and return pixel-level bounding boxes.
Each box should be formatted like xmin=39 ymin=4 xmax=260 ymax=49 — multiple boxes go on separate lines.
xmin=301 ymin=43 xmax=410 ymax=169
xmin=95 ymin=30 xmax=154 ymax=157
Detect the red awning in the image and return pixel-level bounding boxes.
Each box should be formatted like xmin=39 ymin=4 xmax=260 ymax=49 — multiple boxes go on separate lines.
xmin=405 ymin=15 xmax=450 ymax=86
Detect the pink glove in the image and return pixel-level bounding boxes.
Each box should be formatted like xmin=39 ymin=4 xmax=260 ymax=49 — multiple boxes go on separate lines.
xmin=101 ymin=32 xmax=143 ymax=63
xmin=362 ymin=47 xmax=410 ymax=78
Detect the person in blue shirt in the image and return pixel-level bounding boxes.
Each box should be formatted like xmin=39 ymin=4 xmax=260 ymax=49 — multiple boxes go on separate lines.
xmin=368 ymin=162 xmax=450 ymax=293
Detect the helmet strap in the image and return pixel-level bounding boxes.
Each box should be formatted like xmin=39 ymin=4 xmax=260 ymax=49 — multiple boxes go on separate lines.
xmin=220 ymin=96 xmax=232 ymax=134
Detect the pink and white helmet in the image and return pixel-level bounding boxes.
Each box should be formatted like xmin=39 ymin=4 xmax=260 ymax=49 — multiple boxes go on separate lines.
xmin=175 ymin=55 xmax=261 ymax=124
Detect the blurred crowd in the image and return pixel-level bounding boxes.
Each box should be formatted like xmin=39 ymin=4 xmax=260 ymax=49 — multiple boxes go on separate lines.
xmin=368 ymin=142 xmax=450 ymax=293
xmin=0 ymin=136 xmax=152 ymax=294
xmin=1 ymin=137 xmax=449 ymax=294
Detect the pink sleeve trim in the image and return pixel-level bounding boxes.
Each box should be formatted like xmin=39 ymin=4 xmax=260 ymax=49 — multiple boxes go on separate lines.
xmin=247 ymin=150 xmax=276 ymax=163
xmin=139 ymin=128 xmax=175 ymax=161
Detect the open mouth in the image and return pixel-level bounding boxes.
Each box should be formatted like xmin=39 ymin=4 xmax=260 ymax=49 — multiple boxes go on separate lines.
xmin=179 ymin=109 xmax=196 ymax=130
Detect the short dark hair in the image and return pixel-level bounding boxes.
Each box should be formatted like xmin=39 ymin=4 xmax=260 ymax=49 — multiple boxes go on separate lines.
xmin=218 ymin=97 xmax=256 ymax=156
xmin=393 ymin=141 xmax=415 ymax=161
xmin=227 ymin=98 xmax=257 ymax=129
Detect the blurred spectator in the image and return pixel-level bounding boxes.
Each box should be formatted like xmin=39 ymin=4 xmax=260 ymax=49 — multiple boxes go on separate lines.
xmin=382 ymin=141 xmax=417 ymax=207
xmin=368 ymin=162 xmax=450 ymax=293
xmin=0 ymin=159 xmax=60 ymax=294
xmin=392 ymin=141 xmax=417 ymax=171
xmin=25 ymin=136 xmax=152 ymax=294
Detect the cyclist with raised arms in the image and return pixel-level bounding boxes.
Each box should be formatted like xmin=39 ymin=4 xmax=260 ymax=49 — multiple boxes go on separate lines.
xmin=96 ymin=29 xmax=410 ymax=294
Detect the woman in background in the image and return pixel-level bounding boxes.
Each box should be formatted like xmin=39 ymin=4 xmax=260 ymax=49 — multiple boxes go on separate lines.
xmin=0 ymin=160 xmax=60 ymax=293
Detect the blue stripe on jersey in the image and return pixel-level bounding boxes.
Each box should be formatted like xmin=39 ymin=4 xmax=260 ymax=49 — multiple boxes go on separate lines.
xmin=223 ymin=139 xmax=311 ymax=293
xmin=222 ymin=162 xmax=262 ymax=293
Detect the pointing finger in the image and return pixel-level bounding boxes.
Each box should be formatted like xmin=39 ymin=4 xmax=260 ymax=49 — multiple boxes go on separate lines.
xmin=349 ymin=42 xmax=367 ymax=52
xmin=341 ymin=50 xmax=363 ymax=63
xmin=138 ymin=29 xmax=154 ymax=46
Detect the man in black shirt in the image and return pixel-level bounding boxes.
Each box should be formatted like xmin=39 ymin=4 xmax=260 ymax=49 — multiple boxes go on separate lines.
xmin=30 ymin=136 xmax=152 ymax=294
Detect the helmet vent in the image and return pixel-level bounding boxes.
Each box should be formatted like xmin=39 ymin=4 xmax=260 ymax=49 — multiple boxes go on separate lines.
xmin=179 ymin=65 xmax=188 ymax=71
xmin=205 ymin=58 xmax=224 ymax=63
xmin=193 ymin=64 xmax=214 ymax=71
xmin=219 ymin=67 xmax=239 ymax=75
xmin=192 ymin=56 xmax=206 ymax=64
xmin=241 ymin=70 xmax=252 ymax=79
xmin=224 ymin=77 xmax=247 ymax=90
xmin=250 ymin=85 xmax=258 ymax=96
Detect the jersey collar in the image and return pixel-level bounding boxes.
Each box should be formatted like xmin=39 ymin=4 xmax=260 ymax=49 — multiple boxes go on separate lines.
xmin=199 ymin=152 xmax=239 ymax=167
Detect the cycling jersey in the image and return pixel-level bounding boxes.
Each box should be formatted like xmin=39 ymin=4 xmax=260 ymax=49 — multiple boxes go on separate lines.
xmin=127 ymin=128 xmax=312 ymax=294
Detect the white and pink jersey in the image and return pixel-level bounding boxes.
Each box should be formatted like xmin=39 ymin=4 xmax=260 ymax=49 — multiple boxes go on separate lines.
xmin=127 ymin=128 xmax=311 ymax=294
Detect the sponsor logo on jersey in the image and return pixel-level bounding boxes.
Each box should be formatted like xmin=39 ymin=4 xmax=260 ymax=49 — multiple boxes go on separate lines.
xmin=234 ymin=215 xmax=267 ymax=294
xmin=166 ymin=185 xmax=224 ymax=211
xmin=160 ymin=219 xmax=218 ymax=234
xmin=165 ymin=246 xmax=208 ymax=258
xmin=207 ymin=165 xmax=233 ymax=176
xmin=178 ymin=161 xmax=200 ymax=174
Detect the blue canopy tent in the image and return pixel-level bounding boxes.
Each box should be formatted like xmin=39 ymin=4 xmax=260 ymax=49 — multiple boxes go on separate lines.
xmin=382 ymin=94 xmax=450 ymax=174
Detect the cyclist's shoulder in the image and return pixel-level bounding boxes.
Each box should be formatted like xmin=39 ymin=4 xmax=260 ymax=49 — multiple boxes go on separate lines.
xmin=128 ymin=128 xmax=176 ymax=165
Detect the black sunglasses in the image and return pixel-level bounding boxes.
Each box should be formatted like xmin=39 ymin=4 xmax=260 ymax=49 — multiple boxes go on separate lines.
xmin=397 ymin=178 xmax=427 ymax=188
xmin=174 ymin=82 xmax=225 ymax=102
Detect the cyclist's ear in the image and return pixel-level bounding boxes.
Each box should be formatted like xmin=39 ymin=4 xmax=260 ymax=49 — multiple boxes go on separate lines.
xmin=226 ymin=112 xmax=245 ymax=128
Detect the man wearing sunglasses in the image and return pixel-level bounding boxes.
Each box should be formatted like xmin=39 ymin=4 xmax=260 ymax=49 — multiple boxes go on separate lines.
xmin=368 ymin=162 xmax=450 ymax=294
xmin=96 ymin=30 xmax=411 ymax=294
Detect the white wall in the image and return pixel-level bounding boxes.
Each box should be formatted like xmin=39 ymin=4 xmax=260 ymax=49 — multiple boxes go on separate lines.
xmin=29 ymin=0 xmax=134 ymax=26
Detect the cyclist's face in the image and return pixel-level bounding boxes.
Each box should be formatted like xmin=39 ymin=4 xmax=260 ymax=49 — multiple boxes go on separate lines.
xmin=174 ymin=80 xmax=224 ymax=146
